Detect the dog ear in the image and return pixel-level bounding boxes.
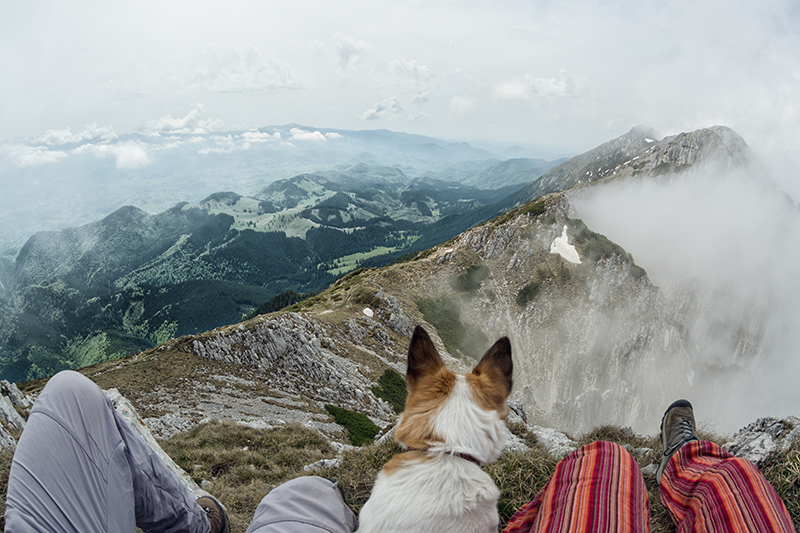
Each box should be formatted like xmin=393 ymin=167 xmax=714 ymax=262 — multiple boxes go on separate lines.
xmin=406 ymin=325 xmax=445 ymax=393
xmin=471 ymin=336 xmax=513 ymax=397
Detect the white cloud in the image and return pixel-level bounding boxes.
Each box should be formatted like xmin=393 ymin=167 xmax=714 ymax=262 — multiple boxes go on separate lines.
xmin=289 ymin=127 xmax=327 ymax=141
xmin=146 ymin=106 xmax=224 ymax=135
xmin=449 ymin=96 xmax=475 ymax=119
xmin=241 ymin=130 xmax=281 ymax=143
xmin=335 ymin=33 xmax=370 ymax=77
xmin=73 ymin=141 xmax=151 ymax=169
xmin=494 ymin=70 xmax=588 ymax=100
xmin=189 ymin=44 xmax=309 ymax=92
xmin=38 ymin=122 xmax=118 ymax=145
xmin=325 ymin=132 xmax=343 ymax=140
xmin=389 ymin=58 xmax=431 ymax=80
xmin=407 ymin=112 xmax=428 ymax=122
xmin=358 ymin=96 xmax=403 ymax=120
xmin=0 ymin=143 xmax=68 ymax=167
xmin=412 ymin=91 xmax=431 ymax=106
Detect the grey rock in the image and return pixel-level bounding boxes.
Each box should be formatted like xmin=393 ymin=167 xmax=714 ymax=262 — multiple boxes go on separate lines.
xmin=530 ymin=425 xmax=578 ymax=458
xmin=507 ymin=401 xmax=527 ymax=425
xmin=723 ymin=417 xmax=792 ymax=465
xmin=142 ymin=412 xmax=196 ymax=440
xmin=503 ymin=429 xmax=531 ymax=453
xmin=304 ymin=458 xmax=343 ymax=472
xmin=640 ymin=464 xmax=658 ymax=477
xmin=1 ymin=380 xmax=31 ymax=409
xmin=0 ymin=423 xmax=16 ymax=450
xmin=0 ymin=394 xmax=25 ymax=432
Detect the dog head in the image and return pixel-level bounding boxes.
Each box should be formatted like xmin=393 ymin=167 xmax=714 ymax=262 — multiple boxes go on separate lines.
xmin=394 ymin=325 xmax=513 ymax=464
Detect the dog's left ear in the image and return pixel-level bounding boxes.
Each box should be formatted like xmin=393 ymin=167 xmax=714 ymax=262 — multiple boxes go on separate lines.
xmin=406 ymin=325 xmax=446 ymax=394
xmin=471 ymin=337 xmax=513 ymax=397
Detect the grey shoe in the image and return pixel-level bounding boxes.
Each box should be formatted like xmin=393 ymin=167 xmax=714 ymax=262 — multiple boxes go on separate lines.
xmin=197 ymin=496 xmax=230 ymax=533
xmin=656 ymin=399 xmax=698 ymax=484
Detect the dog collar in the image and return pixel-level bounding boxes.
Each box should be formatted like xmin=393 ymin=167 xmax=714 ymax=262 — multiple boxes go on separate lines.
xmin=445 ymin=450 xmax=484 ymax=467
xmin=407 ymin=448 xmax=484 ymax=467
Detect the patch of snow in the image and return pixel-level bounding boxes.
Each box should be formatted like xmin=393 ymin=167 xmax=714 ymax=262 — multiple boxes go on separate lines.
xmin=645 ymin=138 xmax=655 ymax=143
xmin=550 ymin=225 xmax=582 ymax=264
xmin=363 ymin=308 xmax=374 ymax=318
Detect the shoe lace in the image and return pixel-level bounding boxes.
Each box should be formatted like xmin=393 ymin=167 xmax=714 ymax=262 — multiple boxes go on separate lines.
xmin=665 ymin=418 xmax=696 ymax=456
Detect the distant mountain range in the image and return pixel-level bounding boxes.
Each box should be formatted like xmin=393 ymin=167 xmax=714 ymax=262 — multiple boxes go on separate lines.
xmin=0 ymin=124 xmax=564 ymax=255
xmin=0 ymin=157 xmax=543 ymax=382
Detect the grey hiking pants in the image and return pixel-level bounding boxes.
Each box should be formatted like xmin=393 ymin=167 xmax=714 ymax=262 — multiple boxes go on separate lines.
xmin=5 ymin=370 xmax=357 ymax=533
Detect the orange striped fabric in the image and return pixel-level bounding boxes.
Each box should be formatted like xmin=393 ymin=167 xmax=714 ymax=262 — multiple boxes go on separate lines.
xmin=660 ymin=440 xmax=796 ymax=533
xmin=503 ymin=441 xmax=651 ymax=533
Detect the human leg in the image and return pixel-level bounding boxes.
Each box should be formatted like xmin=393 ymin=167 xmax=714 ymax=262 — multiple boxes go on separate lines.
xmin=503 ymin=440 xmax=650 ymax=533
xmin=5 ymin=370 xmax=212 ymax=533
xmin=245 ymin=476 xmax=357 ymax=533
xmin=658 ymin=400 xmax=795 ymax=533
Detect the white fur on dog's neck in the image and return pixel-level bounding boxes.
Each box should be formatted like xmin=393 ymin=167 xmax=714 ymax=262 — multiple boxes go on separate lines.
xmin=426 ymin=376 xmax=507 ymax=464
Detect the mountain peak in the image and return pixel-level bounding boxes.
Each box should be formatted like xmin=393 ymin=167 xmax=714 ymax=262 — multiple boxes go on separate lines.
xmin=517 ymin=125 xmax=753 ymax=203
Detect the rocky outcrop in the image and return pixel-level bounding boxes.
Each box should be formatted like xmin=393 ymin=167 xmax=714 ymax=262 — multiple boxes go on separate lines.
xmin=520 ymin=125 xmax=753 ymax=204
xmin=0 ymin=379 xmax=30 ymax=450
xmin=186 ymin=312 xmax=396 ymax=424
xmin=723 ymin=417 xmax=800 ymax=465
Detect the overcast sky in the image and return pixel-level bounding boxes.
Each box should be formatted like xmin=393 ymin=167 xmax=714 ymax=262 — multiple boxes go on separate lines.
xmin=3 ymin=0 xmax=800 ymax=194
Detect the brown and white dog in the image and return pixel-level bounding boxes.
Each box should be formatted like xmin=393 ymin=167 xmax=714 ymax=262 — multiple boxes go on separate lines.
xmin=356 ymin=325 xmax=513 ymax=533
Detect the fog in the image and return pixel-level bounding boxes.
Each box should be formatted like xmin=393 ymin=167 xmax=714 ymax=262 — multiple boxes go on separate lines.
xmin=570 ymin=165 xmax=800 ymax=432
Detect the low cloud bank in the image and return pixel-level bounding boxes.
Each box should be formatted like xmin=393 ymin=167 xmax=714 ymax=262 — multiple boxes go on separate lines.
xmin=570 ymin=167 xmax=800 ymax=432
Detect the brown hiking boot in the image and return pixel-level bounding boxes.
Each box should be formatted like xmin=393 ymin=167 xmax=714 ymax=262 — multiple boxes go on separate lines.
xmin=656 ymin=399 xmax=698 ymax=484
xmin=197 ymin=496 xmax=230 ymax=533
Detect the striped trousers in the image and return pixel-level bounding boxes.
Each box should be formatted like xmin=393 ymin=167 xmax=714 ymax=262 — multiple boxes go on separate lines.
xmin=503 ymin=440 xmax=796 ymax=533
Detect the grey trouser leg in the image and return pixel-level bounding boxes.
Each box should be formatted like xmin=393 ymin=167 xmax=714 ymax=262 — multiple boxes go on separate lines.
xmin=245 ymin=477 xmax=358 ymax=533
xmin=5 ymin=370 xmax=210 ymax=533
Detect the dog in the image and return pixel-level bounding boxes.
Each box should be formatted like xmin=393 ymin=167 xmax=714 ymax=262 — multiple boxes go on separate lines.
xmin=355 ymin=325 xmax=513 ymax=533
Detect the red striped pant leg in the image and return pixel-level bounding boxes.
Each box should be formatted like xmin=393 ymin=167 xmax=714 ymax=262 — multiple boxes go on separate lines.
xmin=659 ymin=440 xmax=796 ymax=533
xmin=504 ymin=441 xmax=651 ymax=533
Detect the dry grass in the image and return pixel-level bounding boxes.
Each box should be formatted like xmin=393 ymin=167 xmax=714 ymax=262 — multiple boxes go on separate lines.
xmin=160 ymin=420 xmax=336 ymax=532
xmin=762 ymin=439 xmax=800 ymax=530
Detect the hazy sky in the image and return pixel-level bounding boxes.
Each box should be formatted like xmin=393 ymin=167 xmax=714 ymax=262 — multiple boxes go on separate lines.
xmin=3 ymin=0 xmax=800 ymax=193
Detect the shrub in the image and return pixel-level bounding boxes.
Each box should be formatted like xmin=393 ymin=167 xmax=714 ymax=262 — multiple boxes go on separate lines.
xmin=247 ymin=290 xmax=312 ymax=318
xmin=324 ymin=405 xmax=381 ymax=446
xmin=372 ymin=368 xmax=407 ymax=413
xmin=452 ymin=264 xmax=490 ymax=293
xmin=516 ymin=281 xmax=541 ymax=307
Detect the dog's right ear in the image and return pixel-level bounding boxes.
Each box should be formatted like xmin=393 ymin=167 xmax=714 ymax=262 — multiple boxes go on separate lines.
xmin=406 ymin=325 xmax=445 ymax=393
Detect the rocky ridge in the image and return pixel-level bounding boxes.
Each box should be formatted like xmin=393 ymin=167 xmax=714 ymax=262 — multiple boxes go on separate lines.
xmin=518 ymin=125 xmax=755 ymax=204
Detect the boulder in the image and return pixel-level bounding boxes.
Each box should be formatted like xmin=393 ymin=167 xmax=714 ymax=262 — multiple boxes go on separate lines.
xmin=723 ymin=417 xmax=797 ymax=465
